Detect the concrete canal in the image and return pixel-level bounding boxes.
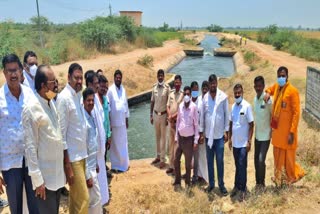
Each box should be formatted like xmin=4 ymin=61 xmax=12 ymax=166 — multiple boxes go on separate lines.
xmin=127 ymin=35 xmax=235 ymax=159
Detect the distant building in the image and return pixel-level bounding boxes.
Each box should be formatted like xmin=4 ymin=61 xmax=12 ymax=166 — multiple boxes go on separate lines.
xmin=119 ymin=11 xmax=142 ymax=26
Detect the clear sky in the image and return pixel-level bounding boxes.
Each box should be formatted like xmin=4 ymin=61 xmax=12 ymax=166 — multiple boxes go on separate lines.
xmin=0 ymin=0 xmax=318 ymax=28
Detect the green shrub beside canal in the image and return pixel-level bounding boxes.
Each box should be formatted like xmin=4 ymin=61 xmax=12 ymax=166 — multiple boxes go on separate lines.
xmin=257 ymin=25 xmax=320 ymax=62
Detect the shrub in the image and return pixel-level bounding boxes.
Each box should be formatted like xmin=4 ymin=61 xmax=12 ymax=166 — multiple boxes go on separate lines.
xmin=179 ymin=37 xmax=196 ymax=45
xmin=136 ymin=28 xmax=162 ymax=48
xmin=101 ymin=16 xmax=137 ymax=42
xmin=243 ymin=51 xmax=257 ymax=64
xmin=30 ymin=16 xmax=51 ymax=32
xmin=0 ymin=22 xmax=25 ymax=68
xmin=80 ymin=19 xmax=122 ymax=52
xmin=269 ymin=30 xmax=297 ymax=50
xmin=257 ymin=25 xmax=320 ymax=62
xmin=137 ymin=54 xmax=154 ymax=67
xmin=207 ymin=24 xmax=223 ymax=32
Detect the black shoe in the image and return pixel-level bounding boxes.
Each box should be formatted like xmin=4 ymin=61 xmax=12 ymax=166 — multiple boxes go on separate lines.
xmin=106 ymin=165 xmax=110 ymax=171
xmin=166 ymin=168 xmax=174 ymax=174
xmin=239 ymin=191 xmax=247 ymax=202
xmin=230 ymin=187 xmax=239 ymax=197
xmin=173 ymin=183 xmax=182 ymax=192
xmin=60 ymin=187 xmax=69 ymax=196
xmin=205 ymin=185 xmax=214 ymax=193
xmin=172 ymin=181 xmax=181 ymax=186
xmin=191 ymin=178 xmax=198 ymax=185
xmin=0 ymin=198 xmax=8 ymax=208
xmin=107 ymin=171 xmax=113 ymax=178
xmin=111 ymin=169 xmax=124 ymax=174
xmin=220 ymin=187 xmax=228 ymax=196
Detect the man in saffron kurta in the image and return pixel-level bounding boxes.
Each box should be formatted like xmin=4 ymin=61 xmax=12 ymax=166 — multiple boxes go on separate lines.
xmin=264 ymin=66 xmax=305 ymax=186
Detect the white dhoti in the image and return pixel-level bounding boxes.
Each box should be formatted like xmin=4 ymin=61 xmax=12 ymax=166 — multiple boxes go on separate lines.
xmin=97 ymin=153 xmax=109 ymax=206
xmin=88 ymin=171 xmax=102 ymax=214
xmin=110 ymin=125 xmax=129 ymax=172
xmin=197 ymin=143 xmax=209 ymax=183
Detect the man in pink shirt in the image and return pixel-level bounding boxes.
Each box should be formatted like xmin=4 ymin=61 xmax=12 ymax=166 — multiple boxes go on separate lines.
xmin=173 ymin=86 xmax=199 ymax=188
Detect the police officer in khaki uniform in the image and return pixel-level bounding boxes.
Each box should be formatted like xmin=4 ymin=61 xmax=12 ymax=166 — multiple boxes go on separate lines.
xmin=166 ymin=75 xmax=183 ymax=174
xmin=150 ymin=69 xmax=170 ymax=169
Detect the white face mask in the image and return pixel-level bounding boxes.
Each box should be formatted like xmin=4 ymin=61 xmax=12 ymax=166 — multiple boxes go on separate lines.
xmin=184 ymin=95 xmax=191 ymax=103
xmin=158 ymin=81 xmax=164 ymax=86
xmin=29 ymin=65 xmax=38 ymax=77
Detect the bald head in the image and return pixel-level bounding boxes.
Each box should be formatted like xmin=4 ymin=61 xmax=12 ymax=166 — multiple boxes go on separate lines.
xmin=35 ymin=65 xmax=58 ymax=100
xmin=35 ymin=65 xmax=52 ymax=92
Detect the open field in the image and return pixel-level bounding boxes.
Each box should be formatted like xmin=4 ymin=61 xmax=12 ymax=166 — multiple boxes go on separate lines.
xmin=226 ymin=29 xmax=320 ymax=40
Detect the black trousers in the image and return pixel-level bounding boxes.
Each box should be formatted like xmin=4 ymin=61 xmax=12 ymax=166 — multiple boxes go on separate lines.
xmin=36 ymin=188 xmax=61 ymax=214
xmin=254 ymin=139 xmax=270 ymax=185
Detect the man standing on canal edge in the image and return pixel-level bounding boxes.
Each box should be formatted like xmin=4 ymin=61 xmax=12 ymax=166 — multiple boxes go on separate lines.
xmin=150 ymin=69 xmax=170 ymax=168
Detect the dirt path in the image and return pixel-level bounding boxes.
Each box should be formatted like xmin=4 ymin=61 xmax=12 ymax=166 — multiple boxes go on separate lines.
xmin=51 ymin=39 xmax=185 ymax=96
xmin=218 ymin=32 xmax=320 ymax=78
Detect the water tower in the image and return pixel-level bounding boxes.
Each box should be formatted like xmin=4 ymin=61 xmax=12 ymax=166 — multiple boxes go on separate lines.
xmin=119 ymin=11 xmax=142 ymax=26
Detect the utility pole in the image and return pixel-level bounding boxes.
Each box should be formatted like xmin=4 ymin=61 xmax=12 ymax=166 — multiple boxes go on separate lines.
xmin=36 ymin=0 xmax=44 ymax=48
xmin=109 ymin=1 xmax=112 ymax=16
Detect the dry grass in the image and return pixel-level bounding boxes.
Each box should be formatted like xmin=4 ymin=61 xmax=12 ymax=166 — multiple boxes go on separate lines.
xmin=229 ymin=30 xmax=320 ymax=41
xmin=111 ymin=183 xmax=212 ymax=214
xmin=297 ymin=31 xmax=320 ymax=39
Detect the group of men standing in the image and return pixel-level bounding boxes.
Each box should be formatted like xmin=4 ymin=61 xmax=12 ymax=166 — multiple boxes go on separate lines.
xmin=150 ymin=66 xmax=305 ymax=201
xmin=0 ymin=48 xmax=306 ymax=213
xmin=0 ymin=51 xmax=130 ymax=214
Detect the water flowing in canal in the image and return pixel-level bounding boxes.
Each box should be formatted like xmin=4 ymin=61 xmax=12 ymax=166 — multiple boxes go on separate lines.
xmin=127 ymin=35 xmax=235 ymax=159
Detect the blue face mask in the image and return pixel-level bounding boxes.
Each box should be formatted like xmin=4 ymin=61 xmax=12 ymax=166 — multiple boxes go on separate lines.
xmin=235 ymin=96 xmax=243 ymax=104
xmin=277 ymin=77 xmax=286 ymax=87
xmin=191 ymin=91 xmax=199 ymax=98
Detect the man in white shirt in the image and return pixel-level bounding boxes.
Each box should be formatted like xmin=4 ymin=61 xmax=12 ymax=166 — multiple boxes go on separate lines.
xmin=22 ymin=51 xmax=38 ymax=92
xmin=192 ymin=81 xmax=209 ymax=184
xmin=0 ymin=54 xmax=39 ymax=214
xmin=22 ymin=65 xmax=65 ymax=214
xmin=253 ymin=76 xmax=272 ymax=188
xmin=56 ymin=63 xmax=89 ymax=214
xmin=228 ymin=84 xmax=254 ymax=201
xmin=107 ymin=70 xmax=130 ymax=172
xmin=199 ymin=74 xmax=229 ymax=196
xmin=82 ymin=87 xmax=103 ymax=214
xmin=85 ymin=71 xmax=109 ymax=206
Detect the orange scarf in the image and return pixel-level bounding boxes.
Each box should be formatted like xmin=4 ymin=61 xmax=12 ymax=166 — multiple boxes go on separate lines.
xmin=271 ymin=82 xmax=289 ymax=129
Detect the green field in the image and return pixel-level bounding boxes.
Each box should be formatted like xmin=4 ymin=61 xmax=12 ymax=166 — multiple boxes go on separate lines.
xmin=226 ymin=27 xmax=320 ymax=62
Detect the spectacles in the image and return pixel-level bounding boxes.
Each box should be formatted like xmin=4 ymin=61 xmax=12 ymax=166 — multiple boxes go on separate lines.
xmin=72 ymin=76 xmax=83 ymax=81
xmin=47 ymin=79 xmax=58 ymax=84
xmin=4 ymin=68 xmax=21 ymax=74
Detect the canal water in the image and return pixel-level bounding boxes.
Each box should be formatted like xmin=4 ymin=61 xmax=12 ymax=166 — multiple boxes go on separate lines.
xmin=127 ymin=35 xmax=235 ymax=160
